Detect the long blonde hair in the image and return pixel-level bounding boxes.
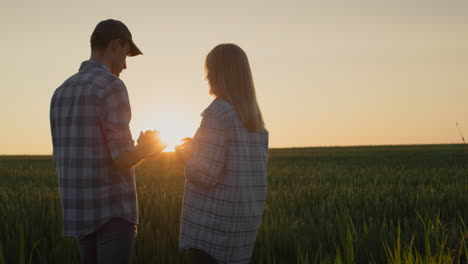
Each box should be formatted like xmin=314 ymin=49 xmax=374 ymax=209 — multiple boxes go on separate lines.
xmin=205 ymin=43 xmax=265 ymax=132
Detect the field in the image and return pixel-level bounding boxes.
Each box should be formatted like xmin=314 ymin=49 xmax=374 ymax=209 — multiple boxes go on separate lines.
xmin=0 ymin=145 xmax=467 ymax=263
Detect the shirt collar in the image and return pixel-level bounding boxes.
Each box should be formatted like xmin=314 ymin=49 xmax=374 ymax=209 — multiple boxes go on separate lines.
xmin=79 ymin=60 xmax=110 ymax=72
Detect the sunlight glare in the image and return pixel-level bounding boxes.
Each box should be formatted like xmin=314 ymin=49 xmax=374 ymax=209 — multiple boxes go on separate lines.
xmin=147 ymin=111 xmax=198 ymax=152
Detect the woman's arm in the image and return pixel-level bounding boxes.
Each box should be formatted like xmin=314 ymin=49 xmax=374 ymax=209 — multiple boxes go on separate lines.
xmin=184 ymin=113 xmax=229 ymax=189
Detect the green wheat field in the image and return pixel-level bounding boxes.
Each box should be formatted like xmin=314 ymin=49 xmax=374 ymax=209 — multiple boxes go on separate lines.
xmin=1 ymin=145 xmax=467 ymax=264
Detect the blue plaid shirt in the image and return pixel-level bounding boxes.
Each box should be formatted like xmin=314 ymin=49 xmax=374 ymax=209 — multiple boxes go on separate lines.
xmin=50 ymin=60 xmax=138 ymax=237
xmin=180 ymin=99 xmax=269 ymax=264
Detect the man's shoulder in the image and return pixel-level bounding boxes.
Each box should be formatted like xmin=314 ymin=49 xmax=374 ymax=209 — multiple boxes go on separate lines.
xmin=54 ymin=64 xmax=125 ymax=98
xmin=81 ymin=64 xmax=123 ymax=89
xmin=51 ymin=72 xmax=80 ymax=101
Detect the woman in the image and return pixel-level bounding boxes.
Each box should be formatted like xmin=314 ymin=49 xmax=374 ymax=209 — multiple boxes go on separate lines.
xmin=176 ymin=43 xmax=269 ymax=264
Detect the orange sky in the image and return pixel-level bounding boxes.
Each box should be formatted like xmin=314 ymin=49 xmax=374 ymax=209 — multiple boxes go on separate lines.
xmin=1 ymin=1 xmax=468 ymax=154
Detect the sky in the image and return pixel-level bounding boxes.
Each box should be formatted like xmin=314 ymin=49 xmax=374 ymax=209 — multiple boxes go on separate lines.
xmin=1 ymin=0 xmax=467 ymax=154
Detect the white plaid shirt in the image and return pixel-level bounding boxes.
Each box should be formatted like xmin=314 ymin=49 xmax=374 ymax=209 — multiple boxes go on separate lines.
xmin=50 ymin=60 xmax=138 ymax=237
xmin=180 ymin=99 xmax=269 ymax=264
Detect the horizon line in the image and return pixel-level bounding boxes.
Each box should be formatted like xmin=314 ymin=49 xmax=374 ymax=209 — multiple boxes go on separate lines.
xmin=1 ymin=142 xmax=465 ymax=156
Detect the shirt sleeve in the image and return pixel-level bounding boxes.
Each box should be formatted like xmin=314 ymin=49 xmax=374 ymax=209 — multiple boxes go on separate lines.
xmin=49 ymin=92 xmax=57 ymax=167
xmin=100 ymin=80 xmax=135 ymax=160
xmin=185 ymin=112 xmax=229 ymax=189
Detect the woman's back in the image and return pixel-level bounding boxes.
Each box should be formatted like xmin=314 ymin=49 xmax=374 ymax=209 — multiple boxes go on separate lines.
xmin=180 ymin=99 xmax=269 ymax=264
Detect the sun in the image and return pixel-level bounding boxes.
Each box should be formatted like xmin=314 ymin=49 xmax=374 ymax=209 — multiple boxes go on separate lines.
xmin=143 ymin=110 xmax=199 ymax=152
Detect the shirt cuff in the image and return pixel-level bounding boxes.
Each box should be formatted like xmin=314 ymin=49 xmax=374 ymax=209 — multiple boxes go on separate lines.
xmin=109 ymin=139 xmax=135 ymax=160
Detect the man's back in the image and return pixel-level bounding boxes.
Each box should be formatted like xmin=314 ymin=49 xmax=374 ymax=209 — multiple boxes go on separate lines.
xmin=50 ymin=60 xmax=138 ymax=237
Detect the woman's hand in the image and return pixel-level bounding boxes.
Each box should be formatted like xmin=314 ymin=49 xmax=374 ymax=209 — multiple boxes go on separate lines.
xmin=175 ymin=137 xmax=193 ymax=164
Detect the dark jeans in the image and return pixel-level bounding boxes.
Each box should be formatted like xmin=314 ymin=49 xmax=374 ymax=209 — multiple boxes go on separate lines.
xmin=182 ymin=248 xmax=218 ymax=264
xmin=76 ymin=218 xmax=137 ymax=264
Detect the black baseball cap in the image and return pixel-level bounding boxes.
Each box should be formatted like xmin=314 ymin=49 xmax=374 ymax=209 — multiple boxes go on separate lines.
xmin=90 ymin=19 xmax=143 ymax=56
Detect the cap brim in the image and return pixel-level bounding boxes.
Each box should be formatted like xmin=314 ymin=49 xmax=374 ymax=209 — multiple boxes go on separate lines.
xmin=128 ymin=40 xmax=143 ymax=56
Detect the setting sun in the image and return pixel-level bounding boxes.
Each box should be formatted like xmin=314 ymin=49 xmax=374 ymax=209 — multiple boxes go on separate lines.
xmin=143 ymin=110 xmax=199 ymax=152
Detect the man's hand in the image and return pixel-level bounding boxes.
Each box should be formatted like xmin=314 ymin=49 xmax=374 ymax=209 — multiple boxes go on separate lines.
xmin=137 ymin=130 xmax=158 ymax=146
xmin=113 ymin=130 xmax=167 ymax=170
xmin=137 ymin=130 xmax=167 ymax=157
xmin=175 ymin=137 xmax=193 ymax=164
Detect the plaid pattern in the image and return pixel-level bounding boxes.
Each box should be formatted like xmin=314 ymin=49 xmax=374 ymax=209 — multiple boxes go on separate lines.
xmin=50 ymin=60 xmax=138 ymax=237
xmin=180 ymin=99 xmax=269 ymax=264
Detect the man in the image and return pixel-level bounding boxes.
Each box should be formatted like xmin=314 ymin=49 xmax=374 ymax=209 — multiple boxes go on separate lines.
xmin=50 ymin=19 xmax=165 ymax=264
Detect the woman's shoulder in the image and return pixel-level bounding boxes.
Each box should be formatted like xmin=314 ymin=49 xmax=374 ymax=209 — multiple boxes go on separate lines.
xmin=202 ymin=98 xmax=235 ymax=119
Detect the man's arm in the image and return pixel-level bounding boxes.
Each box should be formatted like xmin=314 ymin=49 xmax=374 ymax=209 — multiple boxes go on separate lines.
xmin=113 ymin=131 xmax=167 ymax=170
xmin=100 ymin=80 xmax=166 ymax=170
xmin=113 ymin=144 xmax=157 ymax=170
